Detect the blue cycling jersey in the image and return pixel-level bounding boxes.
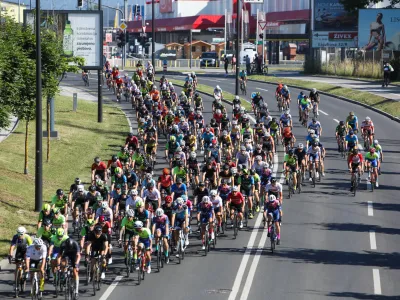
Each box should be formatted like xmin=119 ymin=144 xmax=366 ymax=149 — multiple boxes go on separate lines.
xmin=202 ymin=132 xmax=214 ymax=142
xmin=345 ymin=135 xmax=358 ymax=145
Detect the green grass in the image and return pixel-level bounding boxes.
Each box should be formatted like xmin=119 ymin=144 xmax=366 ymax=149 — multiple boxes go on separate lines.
xmin=249 ymin=75 xmax=400 ymax=118
xmin=0 ymin=96 xmax=129 ymax=257
xmin=171 ymin=79 xmax=252 ymax=110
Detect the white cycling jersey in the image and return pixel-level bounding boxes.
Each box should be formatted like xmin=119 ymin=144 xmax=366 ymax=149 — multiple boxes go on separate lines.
xmin=265 ymin=183 xmax=283 ymax=194
xmin=26 ymin=245 xmax=47 ymax=261
xmin=211 ymin=196 xmax=223 ymax=208
xmin=142 ymin=188 xmax=161 ymax=201
xmin=95 ymin=207 xmax=113 ymax=221
xmin=307 ymin=146 xmax=321 ymax=155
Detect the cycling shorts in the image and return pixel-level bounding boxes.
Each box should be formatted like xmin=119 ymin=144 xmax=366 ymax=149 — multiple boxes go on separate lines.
xmin=200 ymin=212 xmax=213 ymax=223
xmin=138 ymin=238 xmax=151 ymax=250
xmin=240 ymin=188 xmax=253 ymax=197
xmin=308 ymin=153 xmax=319 ymax=161
xmin=286 ymin=164 xmax=297 ymax=173
xmin=266 ymin=209 xmax=280 ymax=222
xmin=229 ymin=202 xmax=243 ymax=214
xmin=367 ymin=160 xmax=378 ymax=168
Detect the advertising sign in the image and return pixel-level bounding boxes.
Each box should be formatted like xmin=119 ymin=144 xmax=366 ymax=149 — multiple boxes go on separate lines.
xmin=314 ymin=0 xmax=357 ymax=31
xmin=159 ymin=49 xmax=177 ymax=60
xmin=160 ymin=0 xmax=173 ymax=13
xmin=24 ymin=11 xmax=102 ymax=69
xmin=312 ymin=31 xmax=358 ymax=47
xmin=358 ymin=9 xmax=400 ymax=51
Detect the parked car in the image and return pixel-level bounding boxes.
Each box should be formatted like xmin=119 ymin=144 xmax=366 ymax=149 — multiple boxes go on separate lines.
xmin=200 ymin=52 xmax=219 ymax=67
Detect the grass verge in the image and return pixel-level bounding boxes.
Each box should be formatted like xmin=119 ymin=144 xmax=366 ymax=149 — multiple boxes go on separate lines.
xmin=249 ymin=75 xmax=400 ymax=118
xmin=0 ymin=96 xmax=129 ymax=257
xmin=171 ymin=78 xmax=252 ymax=111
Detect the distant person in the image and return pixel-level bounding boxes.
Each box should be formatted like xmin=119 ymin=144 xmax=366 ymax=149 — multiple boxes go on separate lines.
xmin=382 ymin=61 xmax=394 ymax=87
xmin=245 ymin=55 xmax=251 ymax=74
xmin=224 ymin=56 xmax=229 ymax=76
xmin=231 ymin=54 xmax=236 ymax=72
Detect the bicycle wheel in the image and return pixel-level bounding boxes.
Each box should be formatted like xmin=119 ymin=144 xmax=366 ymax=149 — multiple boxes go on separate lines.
xmin=204 ymin=231 xmax=209 ymax=256
xmin=233 ymin=215 xmax=238 ymax=239
xmin=157 ymin=246 xmax=161 ymax=271
xmin=65 ymin=277 xmax=71 ymax=300
xmin=177 ymin=240 xmax=182 ymax=264
xmin=312 ymin=167 xmax=316 ymax=187
xmin=263 ymin=65 xmax=268 ymax=75
xmin=55 ymin=272 xmax=60 ymax=298
xmin=297 ymin=172 xmax=302 ymax=193
xmin=180 ymin=237 xmax=185 ymax=260
xmin=137 ymin=258 xmax=141 ymax=285
xmin=126 ymin=254 xmax=131 ymax=277
xmin=352 ymin=175 xmax=357 ymax=196
xmin=270 ymin=229 xmax=275 ymax=253
xmin=15 ymin=268 xmax=22 ymax=298
xmin=288 ymin=176 xmax=292 ymax=199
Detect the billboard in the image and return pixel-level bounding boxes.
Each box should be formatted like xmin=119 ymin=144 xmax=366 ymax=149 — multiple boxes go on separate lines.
xmin=24 ymin=11 xmax=103 ymax=69
xmin=160 ymin=0 xmax=173 ymax=13
xmin=159 ymin=49 xmax=177 ymax=60
xmin=358 ymin=9 xmax=400 ymax=51
xmin=314 ymin=0 xmax=357 ymax=31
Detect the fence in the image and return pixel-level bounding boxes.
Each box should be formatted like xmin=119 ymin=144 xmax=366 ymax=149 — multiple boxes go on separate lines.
xmin=316 ymin=49 xmax=400 ymax=80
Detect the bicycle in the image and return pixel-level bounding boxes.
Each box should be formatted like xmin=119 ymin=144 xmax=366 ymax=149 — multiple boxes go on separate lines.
xmin=136 ymin=250 xmax=146 ymax=285
xmin=269 ymin=217 xmax=277 ymax=254
xmin=172 ymin=227 xmax=185 ymax=264
xmin=91 ymin=255 xmax=103 ymax=296
xmin=155 ymin=237 xmax=165 ymax=272
xmin=29 ymin=267 xmax=43 ymax=300
xmin=202 ymin=222 xmax=214 ymax=256
xmin=277 ymin=96 xmax=283 ymax=112
xmin=11 ymin=258 xmax=26 ymax=298
xmin=63 ymin=263 xmax=77 ymax=300
xmin=310 ymin=161 xmax=317 ymax=188
xmin=302 ymin=109 xmax=309 ymax=127
xmin=125 ymin=242 xmax=134 ymax=278
xmin=243 ymin=196 xmax=249 ymax=228
xmin=240 ymin=80 xmax=247 ymax=95
xmin=338 ymin=136 xmax=346 ymax=159
xmin=296 ymin=169 xmax=302 ymax=194
xmin=287 ymin=170 xmax=295 ymax=199
xmin=312 ymin=103 xmax=318 ymax=119
xmin=366 ymin=165 xmax=377 ymax=192
xmin=350 ymin=168 xmax=361 ymax=196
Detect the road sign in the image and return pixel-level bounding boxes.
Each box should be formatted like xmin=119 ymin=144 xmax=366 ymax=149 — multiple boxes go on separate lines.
xmin=244 ymin=0 xmax=263 ymax=3
xmin=258 ymin=21 xmax=267 ymax=31
xmin=120 ymin=22 xmax=127 ymax=30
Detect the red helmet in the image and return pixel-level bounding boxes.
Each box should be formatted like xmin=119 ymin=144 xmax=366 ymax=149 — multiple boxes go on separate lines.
xmin=99 ymin=216 xmax=105 ymax=223
xmin=163 ymin=168 xmax=170 ymax=175
xmin=212 ymin=139 xmax=217 ymax=145
xmin=165 ymin=195 xmax=173 ymax=203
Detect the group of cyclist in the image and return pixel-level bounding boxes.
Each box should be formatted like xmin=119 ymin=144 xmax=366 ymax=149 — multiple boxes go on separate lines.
xmin=9 ymin=60 xmax=384 ymax=298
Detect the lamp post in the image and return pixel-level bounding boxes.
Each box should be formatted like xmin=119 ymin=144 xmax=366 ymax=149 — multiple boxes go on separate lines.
xmin=35 ymin=0 xmax=42 ymax=212
xmin=235 ymin=0 xmax=240 ymax=95
xmin=98 ymin=0 xmax=102 ymax=123
xmin=152 ymin=0 xmax=155 ymax=67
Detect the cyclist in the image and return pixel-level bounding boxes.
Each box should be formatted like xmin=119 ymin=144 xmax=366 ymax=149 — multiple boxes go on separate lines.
xmin=279 ymin=110 xmax=292 ymax=133
xmin=171 ymin=177 xmax=188 ymax=200
xmin=142 ymin=182 xmax=161 ymax=214
xmin=307 ymin=142 xmax=322 ymax=181
xmin=25 ymin=238 xmax=47 ymax=292
xmin=193 ymin=93 xmax=204 ymax=111
xmin=282 ymin=126 xmax=296 ymax=151
xmin=283 ymin=149 xmax=298 ymax=190
xmin=299 ymin=95 xmax=311 ymax=124
xmin=237 ymin=168 xmax=254 ymax=219
xmin=51 ymin=189 xmax=68 ymax=217
xmin=80 ymin=219 xmax=95 ymax=250
xmin=37 ymin=219 xmax=54 ymax=248
xmin=151 ymin=208 xmax=170 ymax=263
xmin=57 ymin=238 xmax=80 ymax=299
xmin=335 ymin=121 xmax=351 ymax=152
xmin=265 ymin=195 xmax=281 ymax=244
xmin=118 ymin=209 xmax=136 ymax=264
xmin=95 ymin=202 xmax=113 ymax=227
xmin=236 ymin=146 xmax=251 ymax=169
xmin=239 ymin=69 xmax=247 ymax=91
xmin=48 ymin=228 xmax=69 ymax=282
xmin=345 ymin=130 xmax=359 ymax=154
xmin=306 ymin=129 xmax=318 ymax=149
xmin=107 ymin=155 xmax=123 ymax=177
xmin=361 ymin=116 xmax=375 ymax=147
xmin=213 ymin=85 xmax=223 ymax=101
xmin=85 ymin=225 xmax=108 ymax=279
xmin=348 ymin=148 xmax=364 ymax=191
xmin=365 ymin=148 xmax=380 ymax=187
xmin=37 ymin=203 xmax=54 ymax=229
xmin=251 ymin=92 xmax=264 ymax=113
xmin=52 ymin=208 xmax=67 ymax=232
xmin=281 ymin=85 xmax=291 ymax=108
xmin=98 ymin=216 xmax=113 ymax=264
xmin=198 ymin=196 xmax=215 ymax=250
xmin=226 ymin=186 xmax=245 ymax=229
xmin=309 ymin=88 xmax=320 ymax=116
xmin=9 ymin=227 xmax=33 ymax=284
xmin=171 ymin=197 xmax=190 ymax=249
xmin=308 ymin=118 xmax=322 ymax=137
xmin=294 ymin=143 xmax=307 ymax=180
xmin=210 ymin=190 xmax=223 ymax=234
xmin=346 ymin=112 xmax=359 ymax=133
xmin=371 ymin=139 xmax=383 ymax=163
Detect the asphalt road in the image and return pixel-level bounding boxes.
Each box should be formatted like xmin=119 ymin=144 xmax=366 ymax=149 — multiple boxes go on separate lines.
xmin=0 ymin=72 xmax=399 ymax=300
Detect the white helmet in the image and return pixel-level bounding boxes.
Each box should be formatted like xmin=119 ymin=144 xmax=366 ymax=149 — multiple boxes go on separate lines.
xmin=176 ymin=147 xmax=182 ymax=152
xmin=283 ymin=85 xmax=288 ymax=90
xmin=127 ymin=209 xmax=135 ymax=217
xmin=155 ymin=208 xmax=164 ymax=217
xmin=264 ymin=132 xmax=271 ymax=138
xmin=235 ymin=95 xmax=240 ymax=100
xmin=374 ymin=139 xmax=379 ymax=144
xmin=190 ymin=152 xmax=197 ymax=159
xmin=202 ymin=196 xmax=210 ymax=203
xmin=130 ymin=189 xmax=138 ymax=196
xmin=101 ymin=202 xmax=108 ymax=209
xmin=284 ymin=109 xmax=290 ymax=114
xmin=232 ymin=186 xmax=239 ymax=192
xmin=216 ymin=85 xmax=220 ymax=90
xmin=134 ymin=221 xmax=143 ymax=229
xmin=169 ymin=82 xmax=173 ymax=87
xmin=180 ymin=140 xmax=186 ymax=146
xmin=17 ymin=226 xmax=26 ymax=235
xmin=216 ymin=109 xmax=221 ymax=114
xmin=309 ymin=129 xmax=315 ymax=134
xmin=269 ymin=194 xmax=276 ymax=202
xmin=176 ymin=197 xmax=184 ymax=205
xmin=210 ymin=190 xmax=217 ymax=196
xmin=365 ymin=116 xmax=371 ymax=121
xmin=33 ymin=238 xmax=44 ymax=247
xmin=312 ymin=88 xmax=317 ymax=93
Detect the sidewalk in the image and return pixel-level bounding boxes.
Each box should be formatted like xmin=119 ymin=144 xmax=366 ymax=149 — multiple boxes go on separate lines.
xmin=0 ymin=115 xmax=18 ymax=143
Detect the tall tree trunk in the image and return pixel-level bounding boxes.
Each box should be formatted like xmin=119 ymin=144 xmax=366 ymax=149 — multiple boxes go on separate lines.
xmin=24 ymin=120 xmax=29 ymax=174
xmin=47 ymin=98 xmax=50 ymax=162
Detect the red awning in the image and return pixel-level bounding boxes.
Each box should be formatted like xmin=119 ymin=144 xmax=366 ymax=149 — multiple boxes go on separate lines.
xmin=265 ymin=10 xmax=310 ymax=22
xmin=127 ymin=15 xmax=225 ymax=33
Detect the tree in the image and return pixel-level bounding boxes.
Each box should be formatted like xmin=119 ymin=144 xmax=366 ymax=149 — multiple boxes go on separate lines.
xmin=339 ymin=0 xmax=399 ymax=12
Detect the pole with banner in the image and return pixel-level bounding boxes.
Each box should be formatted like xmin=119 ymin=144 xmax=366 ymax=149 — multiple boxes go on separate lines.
xmin=152 ymin=0 xmax=155 ymax=68
xmin=235 ymin=0 xmax=240 ymax=95
xmin=190 ymin=29 xmax=192 ymax=68
xmin=224 ymin=9 xmax=227 ymax=60
xmin=98 ymin=0 xmax=103 ymax=123
xmin=256 ymin=8 xmax=259 ymax=55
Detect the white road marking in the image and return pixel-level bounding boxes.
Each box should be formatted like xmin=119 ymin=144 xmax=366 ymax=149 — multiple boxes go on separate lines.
xmin=228 ymin=214 xmax=263 ymax=300
xmin=99 ymin=276 xmax=123 ymax=300
xmin=256 ymin=88 xmax=268 ymax=92
xmin=369 ymin=231 xmax=377 ymax=250
xmin=373 ymin=269 xmax=382 ymax=295
xmin=368 ymin=201 xmax=373 ymax=216
xmin=239 ymin=229 xmax=269 ymax=300
xmin=333 ymin=119 xmax=340 ymax=123
xmin=319 ymin=109 xmax=328 ymax=115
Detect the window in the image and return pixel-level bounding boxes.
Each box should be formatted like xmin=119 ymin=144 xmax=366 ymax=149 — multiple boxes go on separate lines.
xmin=202 ymin=46 xmax=206 ymax=52
xmin=191 ymin=46 xmax=196 ymax=52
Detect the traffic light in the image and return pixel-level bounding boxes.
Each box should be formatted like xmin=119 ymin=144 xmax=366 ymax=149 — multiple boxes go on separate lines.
xmin=117 ymin=31 xmax=126 ymax=48
xmin=77 ymin=0 xmax=83 ymax=7
xmin=259 ymin=33 xmax=264 ymax=39
xmin=135 ymin=5 xmax=141 ymax=17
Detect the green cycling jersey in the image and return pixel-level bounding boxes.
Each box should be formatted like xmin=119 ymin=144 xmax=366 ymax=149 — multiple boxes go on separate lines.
xmin=284 ymin=154 xmax=297 ymax=165
xmin=50 ymin=234 xmax=69 ymax=248
xmin=133 ymin=227 xmax=151 ymax=239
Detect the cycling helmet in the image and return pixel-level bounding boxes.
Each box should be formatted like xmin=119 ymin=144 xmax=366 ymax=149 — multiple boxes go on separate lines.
xmin=176 ymin=147 xmax=182 ymax=152
xmin=155 ymin=208 xmax=164 ymax=217
xmin=349 ymin=130 xmax=354 ymax=135
xmin=180 ymin=140 xmax=186 ymax=146
xmin=75 ymin=178 xmax=81 ymax=184
xmin=94 ymin=157 xmax=101 ymax=163
xmin=374 ymin=140 xmax=379 ymax=144
xmin=176 ymin=197 xmax=184 ymax=205
xmin=264 ymin=132 xmax=271 ymax=138
xmin=288 ymin=149 xmax=294 ymax=155
xmin=235 ymin=95 xmax=240 ymax=100
xmin=162 ymin=168 xmax=170 ymax=175
xmin=53 ymin=208 xmax=60 ymax=215
xmin=353 ymin=148 xmax=359 ymax=154
xmin=312 ymin=118 xmax=317 ymax=122
xmin=269 ymin=194 xmax=276 ymax=202
xmin=284 ymin=109 xmax=290 ymax=114
xmin=202 ymin=196 xmax=210 ymax=203
xmin=232 ymin=186 xmax=239 ymax=192
xmin=127 ymin=209 xmax=135 ymax=217
xmin=365 ymin=116 xmax=371 ymax=121
xmin=210 ymin=190 xmax=217 ymax=196
xmin=309 ymin=129 xmax=315 ymax=134
xmin=300 ymin=91 xmax=304 ymax=96
xmin=314 ymin=138 xmax=320 ymax=143
xmin=170 ymin=136 xmax=176 ymax=142
xmin=165 ymin=195 xmax=173 ymax=203
xmin=17 ymin=226 xmax=26 ymax=235
xmin=176 ymin=177 xmax=183 ymax=184
xmin=33 ymin=238 xmax=44 ymax=247
xmin=115 ymin=167 xmax=122 ymax=174
xmin=146 ymin=173 xmax=152 ymax=180
xmin=56 ymin=228 xmax=65 ymax=237
xmin=99 ymin=216 xmax=106 ymax=223
xmin=65 ymin=238 xmax=74 ymax=249
xmin=370 ymin=148 xmax=376 ymax=153
xmin=112 ymin=155 xmax=118 ymax=162
xmin=256 ymin=155 xmax=262 ymax=161
xmin=312 ymin=88 xmax=317 ymax=93
xmin=283 ymin=85 xmax=288 ymax=90
xmin=240 ymin=146 xmax=246 ymax=151
xmin=56 ymin=189 xmax=64 ymax=196
xmin=350 ymin=111 xmax=355 ymax=116
xmin=101 ymin=202 xmax=108 ymax=209
xmin=134 ymin=220 xmax=144 ymax=229
xmin=271 ymin=178 xmax=277 ymax=183
xmin=94 ymin=225 xmax=102 ymax=233
xmin=339 ymin=121 xmax=345 ymax=126
xmin=190 ymin=152 xmax=196 ymax=159
xmin=298 ymin=143 xmax=304 ymax=148
xmin=216 ymin=85 xmax=220 ymax=90
xmin=87 ymin=219 xmax=95 ymax=226
xmin=43 ymin=203 xmax=51 ymax=211
xmin=135 ymin=200 xmax=144 ymax=208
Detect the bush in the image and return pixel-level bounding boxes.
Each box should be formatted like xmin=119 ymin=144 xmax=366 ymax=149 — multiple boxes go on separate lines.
xmin=389 ymin=58 xmax=400 ymax=81
xmin=303 ymin=55 xmax=321 ymax=74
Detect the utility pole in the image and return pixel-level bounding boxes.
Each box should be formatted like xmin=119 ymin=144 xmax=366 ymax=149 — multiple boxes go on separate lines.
xmin=98 ymin=0 xmax=103 ymax=122
xmin=123 ymin=0 xmax=127 ymax=69
xmin=235 ymin=0 xmax=240 ymax=95
xmin=189 ymin=29 xmax=192 ymax=68
xmin=35 ymin=0 xmax=42 ymax=212
xmin=152 ymin=0 xmax=155 ymax=67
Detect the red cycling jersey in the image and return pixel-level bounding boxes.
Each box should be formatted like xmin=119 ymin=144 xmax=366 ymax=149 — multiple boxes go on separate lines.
xmin=125 ymin=136 xmax=139 ymax=147
xmin=348 ymin=153 xmax=363 ymax=164
xmin=158 ymin=174 xmax=172 ymax=188
xmin=91 ymin=161 xmax=107 ymax=171
xmin=227 ymin=192 xmax=244 ymax=205
xmin=107 ymin=160 xmax=123 ymax=169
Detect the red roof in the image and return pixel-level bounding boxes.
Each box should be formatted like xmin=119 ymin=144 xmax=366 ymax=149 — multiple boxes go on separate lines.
xmin=127 ymin=15 xmax=225 ymax=33
xmin=265 ymin=10 xmax=310 ymax=22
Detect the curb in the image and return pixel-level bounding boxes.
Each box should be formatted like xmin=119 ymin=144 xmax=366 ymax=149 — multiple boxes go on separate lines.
xmin=308 ymin=74 xmax=400 ymax=87
xmin=247 ymin=78 xmax=400 ymax=124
